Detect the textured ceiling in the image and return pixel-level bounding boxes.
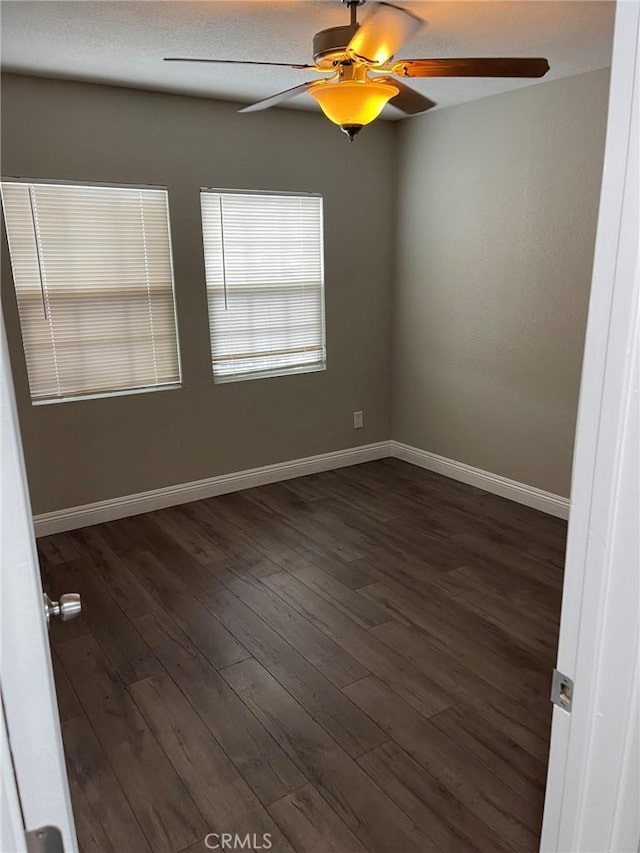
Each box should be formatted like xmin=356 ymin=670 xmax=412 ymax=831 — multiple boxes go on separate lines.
xmin=0 ymin=1 xmax=615 ymax=118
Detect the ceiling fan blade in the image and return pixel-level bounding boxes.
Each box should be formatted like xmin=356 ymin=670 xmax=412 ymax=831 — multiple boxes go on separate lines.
xmin=390 ymin=57 xmax=550 ymax=78
xmin=347 ymin=2 xmax=422 ymax=67
xmin=238 ymin=81 xmax=317 ymax=113
xmin=377 ymin=77 xmax=436 ymax=114
xmin=164 ymin=57 xmax=316 ymax=70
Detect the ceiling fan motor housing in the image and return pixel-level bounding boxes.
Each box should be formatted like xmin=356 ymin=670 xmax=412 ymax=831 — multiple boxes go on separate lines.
xmin=312 ymin=25 xmax=358 ymax=69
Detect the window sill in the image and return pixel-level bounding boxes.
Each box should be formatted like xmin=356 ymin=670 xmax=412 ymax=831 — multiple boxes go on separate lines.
xmin=213 ymin=363 xmax=327 ymax=385
xmin=31 ymin=382 xmax=181 ymax=406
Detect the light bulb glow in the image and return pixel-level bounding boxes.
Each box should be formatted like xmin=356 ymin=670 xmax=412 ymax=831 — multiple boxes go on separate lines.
xmin=308 ymin=80 xmax=399 ymax=128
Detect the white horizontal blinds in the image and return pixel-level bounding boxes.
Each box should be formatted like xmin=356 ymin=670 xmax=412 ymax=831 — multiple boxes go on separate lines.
xmin=1 ymin=181 xmax=180 ymax=401
xmin=201 ymin=190 xmax=326 ymax=381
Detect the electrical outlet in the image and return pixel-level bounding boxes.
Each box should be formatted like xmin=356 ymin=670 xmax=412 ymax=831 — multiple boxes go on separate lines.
xmin=353 ymin=410 xmax=364 ymax=429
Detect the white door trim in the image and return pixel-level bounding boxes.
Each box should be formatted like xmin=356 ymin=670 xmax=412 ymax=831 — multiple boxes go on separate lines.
xmin=540 ymin=3 xmax=640 ymax=850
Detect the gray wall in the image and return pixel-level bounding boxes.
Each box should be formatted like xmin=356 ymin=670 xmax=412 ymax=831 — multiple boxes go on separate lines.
xmin=2 ymin=69 xmax=612 ymax=514
xmin=1 ymin=73 xmax=396 ymax=514
xmin=392 ymin=69 xmax=610 ymax=497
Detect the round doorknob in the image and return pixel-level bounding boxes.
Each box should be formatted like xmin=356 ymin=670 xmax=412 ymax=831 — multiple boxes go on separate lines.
xmin=43 ymin=592 xmax=82 ymax=624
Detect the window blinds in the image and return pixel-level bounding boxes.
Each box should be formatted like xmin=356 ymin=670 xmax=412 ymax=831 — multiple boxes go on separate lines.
xmin=1 ymin=181 xmax=181 ymax=402
xmin=201 ymin=190 xmax=326 ymax=382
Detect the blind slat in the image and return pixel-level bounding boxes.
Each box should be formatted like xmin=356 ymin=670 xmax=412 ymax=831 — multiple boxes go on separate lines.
xmin=201 ymin=191 xmax=326 ymax=382
xmin=1 ymin=181 xmax=181 ymax=401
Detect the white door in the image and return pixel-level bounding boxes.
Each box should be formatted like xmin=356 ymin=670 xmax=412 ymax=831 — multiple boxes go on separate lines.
xmin=0 ymin=323 xmax=77 ymax=852
xmin=540 ymin=3 xmax=640 ymax=851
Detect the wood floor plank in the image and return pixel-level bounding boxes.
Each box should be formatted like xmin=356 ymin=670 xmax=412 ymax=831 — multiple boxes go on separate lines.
xmin=358 ymin=741 xmax=511 ymax=853
xmin=42 ymin=459 xmax=564 ymax=853
xmin=243 ymin=555 xmax=286 ymax=580
xmin=245 ymin=481 xmax=308 ymax=516
xmin=37 ymin=532 xmax=82 ymax=565
xmin=429 ymin=703 xmax=548 ymax=797
xmin=69 ymin=789 xmax=113 ymax=853
xmin=222 ymin=657 xmax=436 ymax=853
xmin=166 ymin=593 xmax=251 ymax=670
xmin=129 ymin=671 xmax=295 ymax=852
xmin=66 ymin=526 xmax=160 ymax=619
xmin=57 ymin=635 xmax=206 ymax=853
xmin=201 ymin=589 xmax=386 ymax=757
xmin=339 ymin=460 xmax=402 ymax=490
xmin=52 ymin=650 xmax=84 ymax=722
xmin=61 ymin=559 xmax=163 ymax=684
xmin=103 ymin=548 xmax=249 ymax=670
xmin=147 ymin=508 xmax=228 ymax=566
xmin=450 ymin=532 xmax=564 ymax=612
xmin=268 ymin=783 xmax=368 ymax=853
xmin=214 ymin=553 xmax=286 ymax=583
xmin=304 ymin=471 xmax=397 ymax=521
xmin=240 ymin=524 xmax=310 ymax=574
xmin=279 ymin=472 xmax=336 ymax=504
xmin=135 ymin=611 xmax=307 ymax=806
xmin=306 ymin=503 xmax=376 ymax=558
xmin=179 ymin=501 xmax=267 ymax=567
xmin=310 ymin=496 xmax=423 ymax=560
xmin=438 ymin=567 xmax=560 ymax=659
xmin=262 ymin=570 xmax=454 ymax=719
xmin=278 ymin=544 xmax=377 ymax=590
xmin=278 ymin=556 xmax=391 ymax=629
xmin=112 ymin=548 xmax=221 ymax=607
xmin=244 ymin=488 xmax=368 ymax=563
xmin=370 ymin=619 xmax=552 ymax=761
xmin=361 ymin=580 xmax=550 ymax=706
xmin=351 ymin=549 xmax=445 ymax=605
xmin=526 ymin=544 xmax=567 ymax=570
xmin=62 ymin=715 xmax=152 ymax=853
xmin=380 ymin=460 xmax=548 ymax=539
xmin=519 ymin=550 xmax=565 ymax=590
xmin=379 ymin=520 xmax=475 ymax=571
xmin=203 ymin=492 xmax=306 ymax=569
xmin=413 ymin=488 xmax=548 ymax=548
xmin=218 ymin=570 xmax=368 ymax=687
xmin=101 ymin=516 xmax=224 ymax=596
xmin=344 ymin=676 xmax=540 ymax=851
xmin=373 ymin=479 xmax=536 ymax=551
xmin=318 ymin=496 xmax=468 ymax=571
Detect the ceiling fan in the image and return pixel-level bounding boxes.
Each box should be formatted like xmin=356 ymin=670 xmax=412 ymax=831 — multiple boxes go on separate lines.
xmin=165 ymin=0 xmax=550 ymax=141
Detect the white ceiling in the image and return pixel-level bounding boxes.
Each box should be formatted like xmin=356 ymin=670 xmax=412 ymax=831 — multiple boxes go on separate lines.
xmin=0 ymin=0 xmax=615 ymax=118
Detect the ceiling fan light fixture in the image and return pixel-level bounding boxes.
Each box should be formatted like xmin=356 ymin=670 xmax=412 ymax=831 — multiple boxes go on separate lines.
xmin=308 ymin=79 xmax=399 ymax=136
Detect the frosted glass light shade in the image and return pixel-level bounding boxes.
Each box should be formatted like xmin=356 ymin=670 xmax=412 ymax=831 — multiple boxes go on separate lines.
xmin=308 ymin=80 xmax=399 ymax=127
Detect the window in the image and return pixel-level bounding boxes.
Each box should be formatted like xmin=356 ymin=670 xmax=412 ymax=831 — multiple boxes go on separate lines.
xmin=1 ymin=180 xmax=181 ymax=403
xmin=201 ymin=189 xmax=326 ymax=383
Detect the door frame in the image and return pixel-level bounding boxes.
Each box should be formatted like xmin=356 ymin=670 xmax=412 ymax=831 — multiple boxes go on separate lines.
xmin=540 ymin=2 xmax=640 ymax=850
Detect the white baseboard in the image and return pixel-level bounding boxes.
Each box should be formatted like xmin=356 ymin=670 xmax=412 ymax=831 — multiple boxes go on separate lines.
xmin=390 ymin=441 xmax=570 ymax=520
xmin=33 ymin=438 xmax=569 ymax=536
xmin=33 ymin=441 xmax=391 ymax=536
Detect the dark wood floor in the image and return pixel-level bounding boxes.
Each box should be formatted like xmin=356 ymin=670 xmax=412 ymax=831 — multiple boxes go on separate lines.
xmin=39 ymin=459 xmax=566 ymax=853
